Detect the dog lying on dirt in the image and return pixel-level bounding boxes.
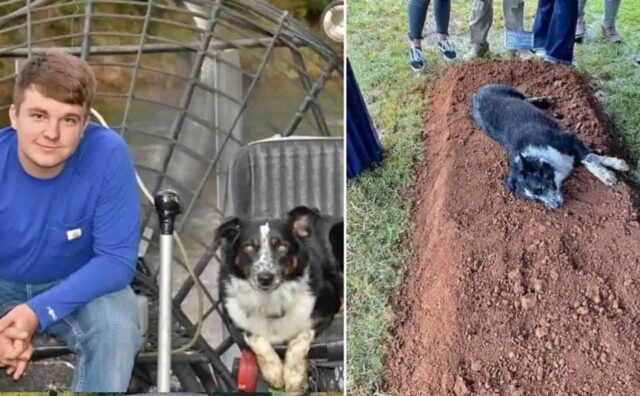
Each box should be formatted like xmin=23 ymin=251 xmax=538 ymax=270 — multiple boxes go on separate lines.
xmin=471 ymin=83 xmax=629 ymax=209
xmin=215 ymin=206 xmax=343 ymax=391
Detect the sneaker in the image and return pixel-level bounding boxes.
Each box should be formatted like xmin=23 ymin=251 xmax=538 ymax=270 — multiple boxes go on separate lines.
xmin=602 ymin=25 xmax=622 ymax=43
xmin=463 ymin=43 xmax=489 ymax=61
xmin=517 ymin=50 xmax=536 ymax=60
xmin=409 ymin=47 xmax=425 ymax=71
xmin=437 ymin=39 xmax=457 ymax=61
xmin=575 ymin=18 xmax=586 ymax=42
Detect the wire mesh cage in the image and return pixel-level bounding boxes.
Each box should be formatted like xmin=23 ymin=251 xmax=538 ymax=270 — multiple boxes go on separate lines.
xmin=0 ymin=0 xmax=343 ymax=392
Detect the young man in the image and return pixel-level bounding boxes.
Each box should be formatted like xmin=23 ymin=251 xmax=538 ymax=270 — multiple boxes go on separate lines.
xmin=0 ymin=51 xmax=142 ymax=391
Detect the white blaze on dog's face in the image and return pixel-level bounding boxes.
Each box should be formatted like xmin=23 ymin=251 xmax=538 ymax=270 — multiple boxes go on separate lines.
xmin=226 ymin=219 xmax=303 ymax=293
xmin=252 ymin=222 xmax=279 ymax=291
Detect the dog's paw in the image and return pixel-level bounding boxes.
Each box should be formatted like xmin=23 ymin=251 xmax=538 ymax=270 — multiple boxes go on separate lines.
xmin=605 ymin=157 xmax=630 ymax=172
xmin=526 ymin=96 xmax=554 ymax=109
xmin=585 ymin=154 xmax=629 ymax=172
xmin=598 ymin=170 xmax=618 ymax=186
xmin=284 ymin=329 xmax=315 ymax=392
xmin=584 ymin=160 xmax=618 ymax=186
xmin=260 ymin=360 xmax=285 ymax=389
xmin=284 ymin=359 xmax=308 ymax=392
xmin=245 ymin=334 xmax=284 ymax=389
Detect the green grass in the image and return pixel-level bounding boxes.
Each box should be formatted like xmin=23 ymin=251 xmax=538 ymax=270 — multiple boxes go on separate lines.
xmin=346 ymin=1 xmax=640 ymax=395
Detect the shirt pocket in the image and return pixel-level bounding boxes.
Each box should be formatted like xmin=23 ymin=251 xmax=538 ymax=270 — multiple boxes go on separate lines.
xmin=44 ymin=216 xmax=94 ymax=258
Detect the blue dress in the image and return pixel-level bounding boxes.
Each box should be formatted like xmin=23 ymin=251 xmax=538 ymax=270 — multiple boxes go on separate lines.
xmin=346 ymin=59 xmax=383 ymax=179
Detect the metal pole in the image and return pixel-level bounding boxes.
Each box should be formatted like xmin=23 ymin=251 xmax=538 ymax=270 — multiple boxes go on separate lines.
xmin=154 ymin=190 xmax=182 ymax=392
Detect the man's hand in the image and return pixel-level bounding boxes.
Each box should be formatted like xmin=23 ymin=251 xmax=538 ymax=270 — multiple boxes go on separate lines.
xmin=0 ymin=332 xmax=33 ymax=380
xmin=0 ymin=304 xmax=39 ymax=380
xmin=0 ymin=326 xmax=30 ymax=363
xmin=0 ymin=304 xmax=39 ymax=338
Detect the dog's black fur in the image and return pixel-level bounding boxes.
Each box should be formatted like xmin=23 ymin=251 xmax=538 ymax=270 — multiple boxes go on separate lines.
xmin=215 ymin=206 xmax=342 ymax=345
xmin=471 ymin=83 xmax=628 ymax=208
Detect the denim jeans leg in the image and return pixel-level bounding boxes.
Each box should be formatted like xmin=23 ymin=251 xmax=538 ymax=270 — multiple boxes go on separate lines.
xmin=0 ymin=278 xmax=28 ymax=316
xmin=545 ymin=0 xmax=578 ymax=63
xmin=46 ymin=286 xmax=143 ymax=392
xmin=533 ymin=0 xmax=555 ymax=49
xmin=408 ymin=0 xmax=432 ymax=40
xmin=433 ymin=0 xmax=451 ymax=35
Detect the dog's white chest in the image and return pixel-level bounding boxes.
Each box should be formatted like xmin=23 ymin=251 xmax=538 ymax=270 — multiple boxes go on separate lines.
xmin=224 ymin=274 xmax=316 ymax=344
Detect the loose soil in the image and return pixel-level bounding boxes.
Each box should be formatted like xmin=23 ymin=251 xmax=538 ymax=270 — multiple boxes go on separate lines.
xmin=384 ymin=60 xmax=640 ymax=396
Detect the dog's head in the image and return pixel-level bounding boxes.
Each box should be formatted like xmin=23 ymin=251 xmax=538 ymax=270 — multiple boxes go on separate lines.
xmin=510 ymin=154 xmax=563 ymax=209
xmin=215 ymin=207 xmax=320 ymax=292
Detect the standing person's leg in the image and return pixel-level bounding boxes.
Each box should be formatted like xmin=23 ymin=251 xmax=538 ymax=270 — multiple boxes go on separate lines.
xmin=576 ymin=0 xmax=587 ymax=40
xmin=503 ymin=0 xmax=525 ymax=32
xmin=503 ymin=0 xmax=526 ymax=57
xmin=408 ymin=0 xmax=432 ymax=70
xmin=434 ymin=0 xmax=457 ymax=60
xmin=544 ymin=0 xmax=579 ymax=64
xmin=602 ymin=0 xmax=622 ymax=42
xmin=46 ymin=286 xmax=143 ymax=392
xmin=467 ymin=0 xmax=492 ymax=59
xmin=533 ymin=0 xmax=556 ymax=53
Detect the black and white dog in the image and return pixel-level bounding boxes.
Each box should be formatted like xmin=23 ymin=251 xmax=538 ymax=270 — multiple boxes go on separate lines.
xmin=215 ymin=206 xmax=342 ymax=391
xmin=471 ymin=84 xmax=629 ymax=209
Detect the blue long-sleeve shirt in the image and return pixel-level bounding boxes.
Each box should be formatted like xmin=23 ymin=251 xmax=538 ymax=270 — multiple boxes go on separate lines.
xmin=0 ymin=122 xmax=140 ymax=331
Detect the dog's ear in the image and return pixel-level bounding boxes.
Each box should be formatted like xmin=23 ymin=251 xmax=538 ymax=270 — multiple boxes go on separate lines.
xmin=288 ymin=206 xmax=321 ymax=239
xmin=215 ymin=217 xmax=241 ymax=245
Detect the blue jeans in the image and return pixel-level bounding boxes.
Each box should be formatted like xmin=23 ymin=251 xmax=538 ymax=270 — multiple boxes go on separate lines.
xmin=0 ymin=279 xmax=143 ymax=391
xmin=533 ymin=0 xmax=579 ymax=64
xmin=408 ymin=0 xmax=452 ymax=40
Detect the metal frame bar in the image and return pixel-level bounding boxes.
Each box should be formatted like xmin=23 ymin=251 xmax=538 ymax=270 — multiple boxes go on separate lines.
xmin=120 ymin=0 xmax=154 ymax=138
xmin=150 ymin=1 xmax=223 ymax=227
xmin=80 ymin=1 xmax=93 ymax=61
xmin=176 ymin=9 xmax=291 ymax=234
xmin=289 ymin=48 xmax=330 ymax=136
xmin=0 ymin=37 xmax=287 ymax=57
xmin=283 ymin=66 xmax=338 ymax=137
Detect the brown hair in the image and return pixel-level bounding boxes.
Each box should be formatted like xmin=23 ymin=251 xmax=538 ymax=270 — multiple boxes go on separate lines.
xmin=13 ymin=51 xmax=96 ymax=118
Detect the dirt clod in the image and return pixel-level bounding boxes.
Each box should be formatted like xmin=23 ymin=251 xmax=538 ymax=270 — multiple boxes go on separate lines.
xmin=521 ymin=294 xmax=537 ymax=310
xmin=453 ymin=376 xmax=470 ymax=395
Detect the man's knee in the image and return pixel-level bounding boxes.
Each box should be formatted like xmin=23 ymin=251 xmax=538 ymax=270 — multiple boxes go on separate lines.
xmin=81 ymin=314 xmax=143 ymax=356
xmin=75 ymin=288 xmax=143 ymax=353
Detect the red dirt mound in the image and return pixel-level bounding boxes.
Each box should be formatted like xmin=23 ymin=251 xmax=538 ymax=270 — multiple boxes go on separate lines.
xmin=384 ymin=61 xmax=640 ymax=396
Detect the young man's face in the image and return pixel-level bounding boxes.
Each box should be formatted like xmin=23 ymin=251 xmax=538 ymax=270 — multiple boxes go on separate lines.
xmin=9 ymin=85 xmax=88 ymax=179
